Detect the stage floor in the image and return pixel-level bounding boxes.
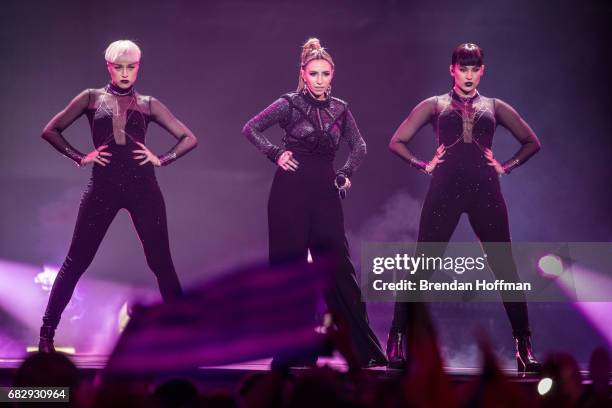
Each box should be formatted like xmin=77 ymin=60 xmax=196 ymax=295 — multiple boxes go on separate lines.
xmin=1 ymin=353 xmax=594 ymax=389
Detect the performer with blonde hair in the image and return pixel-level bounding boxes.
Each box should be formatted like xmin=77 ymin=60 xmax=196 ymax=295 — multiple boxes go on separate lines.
xmin=243 ymin=38 xmax=386 ymax=367
xmin=38 ymin=39 xmax=198 ymax=352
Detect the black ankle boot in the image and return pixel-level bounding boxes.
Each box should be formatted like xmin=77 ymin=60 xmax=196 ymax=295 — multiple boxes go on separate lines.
xmin=38 ymin=326 xmax=56 ymax=353
xmin=515 ymin=334 xmax=541 ymax=373
xmin=386 ymin=328 xmax=407 ymax=369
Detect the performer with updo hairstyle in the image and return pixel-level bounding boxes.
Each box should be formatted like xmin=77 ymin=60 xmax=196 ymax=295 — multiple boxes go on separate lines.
xmin=38 ymin=40 xmax=197 ymax=352
xmin=387 ymin=43 xmax=541 ymax=373
xmin=243 ymin=38 xmax=387 ymax=367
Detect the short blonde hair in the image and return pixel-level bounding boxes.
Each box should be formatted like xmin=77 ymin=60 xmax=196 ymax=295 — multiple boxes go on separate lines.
xmin=104 ymin=40 xmax=141 ymax=63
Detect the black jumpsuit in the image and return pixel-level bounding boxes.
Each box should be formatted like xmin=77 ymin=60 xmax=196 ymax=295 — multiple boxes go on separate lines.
xmin=41 ymin=82 xmax=197 ymax=331
xmin=243 ymin=90 xmax=387 ymax=366
xmin=390 ymin=90 xmax=541 ymax=337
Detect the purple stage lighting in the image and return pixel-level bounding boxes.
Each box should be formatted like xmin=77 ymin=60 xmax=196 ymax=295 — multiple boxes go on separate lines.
xmin=538 ymin=254 xmax=564 ymax=278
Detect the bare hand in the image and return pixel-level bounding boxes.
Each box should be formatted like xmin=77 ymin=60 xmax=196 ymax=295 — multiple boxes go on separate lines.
xmin=80 ymin=145 xmax=112 ymax=167
xmin=484 ymin=148 xmax=505 ymax=175
xmin=425 ymin=144 xmax=446 ymax=174
xmin=277 ymin=150 xmax=299 ymax=172
xmin=133 ymin=142 xmax=161 ymax=166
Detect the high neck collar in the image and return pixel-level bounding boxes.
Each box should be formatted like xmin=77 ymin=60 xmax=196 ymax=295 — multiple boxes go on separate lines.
xmin=106 ymin=82 xmax=135 ymax=96
xmin=451 ymin=88 xmax=479 ymax=104
xmin=301 ymin=88 xmax=331 ymax=108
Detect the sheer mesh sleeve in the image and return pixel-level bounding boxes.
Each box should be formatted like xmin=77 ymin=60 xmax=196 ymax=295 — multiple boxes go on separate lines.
xmin=388 ymin=97 xmax=436 ymax=172
xmin=41 ymin=89 xmax=90 ymax=165
xmin=337 ymin=108 xmax=367 ymax=178
xmin=494 ymin=98 xmax=541 ymax=174
xmin=242 ymin=97 xmax=291 ymax=163
xmin=149 ymin=97 xmax=198 ymax=166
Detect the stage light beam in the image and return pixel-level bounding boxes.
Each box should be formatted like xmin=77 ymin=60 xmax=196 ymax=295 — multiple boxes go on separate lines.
xmin=538 ymin=254 xmax=564 ymax=278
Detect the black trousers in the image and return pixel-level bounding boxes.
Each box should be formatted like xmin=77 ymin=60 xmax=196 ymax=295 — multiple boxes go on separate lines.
xmin=42 ymin=174 xmax=183 ymax=330
xmin=268 ymin=154 xmax=386 ymax=365
xmin=391 ymin=164 xmax=530 ymax=337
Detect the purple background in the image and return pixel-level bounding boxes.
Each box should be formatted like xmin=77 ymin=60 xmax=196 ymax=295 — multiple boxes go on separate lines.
xmin=1 ymin=0 xmax=610 ymax=366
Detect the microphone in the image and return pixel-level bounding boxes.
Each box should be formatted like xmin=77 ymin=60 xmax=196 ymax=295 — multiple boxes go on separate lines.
xmin=334 ymin=174 xmax=347 ymax=199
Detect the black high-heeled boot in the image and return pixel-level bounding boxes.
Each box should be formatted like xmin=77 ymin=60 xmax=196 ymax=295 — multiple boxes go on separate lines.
xmin=515 ymin=334 xmax=541 ymax=373
xmin=38 ymin=326 xmax=56 ymax=353
xmin=386 ymin=328 xmax=407 ymax=369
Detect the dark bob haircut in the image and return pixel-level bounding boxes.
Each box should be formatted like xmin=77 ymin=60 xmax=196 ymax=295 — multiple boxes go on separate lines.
xmin=451 ymin=43 xmax=484 ymax=66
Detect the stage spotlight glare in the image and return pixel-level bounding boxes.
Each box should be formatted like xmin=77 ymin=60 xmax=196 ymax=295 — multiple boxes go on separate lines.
xmin=34 ymin=265 xmax=59 ymax=291
xmin=26 ymin=346 xmax=75 ymax=354
xmin=118 ymin=301 xmax=130 ymax=332
xmin=538 ymin=254 xmax=564 ymax=277
xmin=537 ymin=377 xmax=553 ymax=395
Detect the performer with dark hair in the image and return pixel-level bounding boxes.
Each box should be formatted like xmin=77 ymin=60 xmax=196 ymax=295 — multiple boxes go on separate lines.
xmin=39 ymin=40 xmax=198 ymax=352
xmin=387 ymin=43 xmax=541 ymax=373
xmin=243 ymin=38 xmax=386 ymax=367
